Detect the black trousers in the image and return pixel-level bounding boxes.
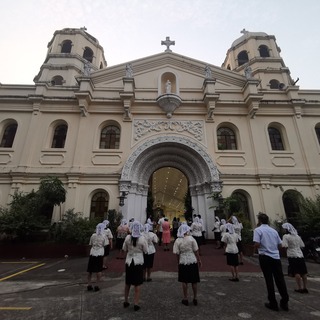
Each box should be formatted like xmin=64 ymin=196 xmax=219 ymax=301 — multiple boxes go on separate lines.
xmin=259 ymin=255 xmax=289 ymax=305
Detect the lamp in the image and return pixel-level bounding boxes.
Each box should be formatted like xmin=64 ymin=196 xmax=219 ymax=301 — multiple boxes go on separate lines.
xmin=118 ymin=191 xmax=128 ymax=207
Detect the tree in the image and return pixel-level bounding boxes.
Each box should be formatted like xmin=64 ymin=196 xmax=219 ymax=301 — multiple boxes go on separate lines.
xmin=0 ymin=176 xmax=66 ymax=241
xmin=295 ymin=195 xmax=320 ymax=240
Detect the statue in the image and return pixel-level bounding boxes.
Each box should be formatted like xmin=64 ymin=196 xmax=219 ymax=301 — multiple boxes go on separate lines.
xmin=244 ymin=66 xmax=253 ymax=79
xmin=205 ymin=65 xmax=212 ymax=79
xmin=165 ymin=80 xmax=172 ymax=94
xmin=83 ymin=61 xmax=91 ymax=76
xmin=125 ymin=64 xmax=133 ymax=78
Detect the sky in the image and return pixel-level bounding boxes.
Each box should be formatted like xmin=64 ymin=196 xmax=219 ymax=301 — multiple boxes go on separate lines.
xmin=1 ymin=0 xmax=320 ymax=89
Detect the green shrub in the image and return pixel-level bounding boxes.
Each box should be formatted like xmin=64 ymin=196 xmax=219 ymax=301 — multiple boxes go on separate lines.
xmin=50 ymin=209 xmax=99 ymax=244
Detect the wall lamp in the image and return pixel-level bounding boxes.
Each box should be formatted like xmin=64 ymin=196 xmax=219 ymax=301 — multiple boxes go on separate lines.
xmin=118 ymin=191 xmax=129 ymax=207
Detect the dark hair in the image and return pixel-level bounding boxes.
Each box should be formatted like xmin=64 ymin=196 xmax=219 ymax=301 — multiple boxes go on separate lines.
xmin=257 ymin=212 xmax=269 ymax=224
xmin=131 ymin=236 xmax=138 ymax=247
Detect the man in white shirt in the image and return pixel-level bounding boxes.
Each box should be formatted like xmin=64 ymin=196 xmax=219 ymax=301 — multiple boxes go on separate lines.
xmin=157 ymin=213 xmax=165 ymax=246
xmin=253 ymin=212 xmax=289 ymax=312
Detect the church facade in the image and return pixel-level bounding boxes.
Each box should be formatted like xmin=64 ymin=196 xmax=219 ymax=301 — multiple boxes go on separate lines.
xmin=0 ymin=28 xmax=319 ymax=237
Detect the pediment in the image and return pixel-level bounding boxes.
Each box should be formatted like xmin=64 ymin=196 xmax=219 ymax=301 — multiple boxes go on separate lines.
xmin=90 ymin=52 xmax=246 ymax=91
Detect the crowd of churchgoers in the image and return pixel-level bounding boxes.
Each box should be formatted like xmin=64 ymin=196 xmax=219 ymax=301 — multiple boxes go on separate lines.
xmin=85 ymin=212 xmax=309 ymax=313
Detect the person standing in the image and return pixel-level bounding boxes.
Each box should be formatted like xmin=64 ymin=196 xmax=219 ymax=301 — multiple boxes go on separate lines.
xmin=253 ymin=212 xmax=289 ymax=312
xmin=157 ymin=213 xmax=165 ymax=246
xmin=213 ymin=217 xmax=222 ymax=249
xmin=190 ymin=216 xmax=203 ymax=255
xmin=122 ymin=221 xmax=148 ymax=311
xmin=220 ymin=219 xmax=227 ymax=251
xmin=230 ymin=215 xmax=244 ymax=265
xmin=116 ymin=219 xmax=129 ymax=259
xmin=172 ymin=217 xmax=179 ymax=240
xmin=162 ymin=217 xmax=171 ymax=251
xmin=198 ymin=214 xmax=206 ymax=245
xmin=282 ymin=222 xmax=308 ymax=293
xmin=86 ymin=223 xmax=108 ymax=292
xmin=142 ymin=223 xmax=158 ymax=281
xmin=102 ymin=220 xmax=113 ymax=269
xmin=221 ymin=223 xmax=240 ymax=281
xmin=147 ymin=215 xmax=154 ymax=231
xmin=173 ymin=223 xmax=202 ymax=306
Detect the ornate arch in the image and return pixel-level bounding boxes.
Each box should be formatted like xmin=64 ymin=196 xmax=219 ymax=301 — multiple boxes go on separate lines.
xmin=120 ymin=135 xmax=221 ymax=192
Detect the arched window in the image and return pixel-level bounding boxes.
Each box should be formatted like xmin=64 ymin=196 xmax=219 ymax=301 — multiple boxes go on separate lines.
xmin=282 ymin=190 xmax=301 ymax=224
xmin=269 ymin=79 xmax=280 ymax=89
xmin=217 ymin=127 xmax=237 ymax=150
xmin=0 ymin=122 xmax=17 ymax=148
xmin=83 ymin=47 xmax=93 ymax=62
xmin=51 ymin=124 xmax=68 ymax=148
xmin=315 ymin=124 xmax=320 ymax=145
xmin=100 ymin=125 xmax=120 ymax=149
xmin=237 ymin=51 xmax=249 ymax=66
xmin=51 ymin=75 xmax=64 ymax=86
xmin=90 ymin=191 xmax=109 ymax=219
xmin=61 ymin=40 xmax=72 ymax=53
xmin=227 ymin=64 xmax=231 ymax=70
xmin=258 ymin=45 xmax=270 ymax=57
xmin=231 ymin=191 xmax=250 ymax=220
xmin=268 ymin=127 xmax=284 ymax=150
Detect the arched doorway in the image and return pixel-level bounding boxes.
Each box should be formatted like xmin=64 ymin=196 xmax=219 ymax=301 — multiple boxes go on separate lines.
xmin=150 ymin=167 xmax=188 ymax=222
xmin=119 ymin=136 xmax=222 ymax=237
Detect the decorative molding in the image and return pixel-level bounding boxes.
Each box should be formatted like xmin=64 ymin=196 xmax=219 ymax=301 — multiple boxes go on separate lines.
xmin=40 ymin=153 xmax=65 ymax=165
xmin=271 ymin=156 xmax=296 ymax=167
xmin=216 ymin=155 xmax=247 ymax=167
xmin=91 ymin=154 xmax=121 ymax=165
xmin=0 ymin=153 xmax=12 ymax=164
xmin=133 ymin=119 xmax=204 ymax=142
xmin=120 ymin=135 xmax=220 ymax=182
xmin=156 ymin=93 xmax=182 ymax=118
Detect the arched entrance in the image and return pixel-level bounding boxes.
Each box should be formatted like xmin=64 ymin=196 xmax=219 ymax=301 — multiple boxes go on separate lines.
xmin=119 ymin=136 xmax=222 ymax=237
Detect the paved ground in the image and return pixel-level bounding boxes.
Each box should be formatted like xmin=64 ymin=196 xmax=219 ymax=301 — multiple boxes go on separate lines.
xmin=1 ymin=241 xmax=320 ymax=320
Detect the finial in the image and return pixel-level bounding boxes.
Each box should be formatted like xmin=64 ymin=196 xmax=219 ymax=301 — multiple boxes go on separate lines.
xmin=161 ymin=36 xmax=175 ymax=52
xmin=240 ymin=28 xmax=249 ymax=34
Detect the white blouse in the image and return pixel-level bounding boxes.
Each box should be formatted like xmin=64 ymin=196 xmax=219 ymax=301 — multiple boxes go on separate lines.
xmin=123 ymin=235 xmax=148 ymax=266
xmin=282 ymin=234 xmax=305 ymax=258
xmin=221 ymin=233 xmax=239 ymax=254
xmin=234 ymin=223 xmax=243 ymax=241
xmin=190 ymin=222 xmax=203 ymax=237
xmin=89 ymin=233 xmax=108 ymax=256
xmin=173 ymin=235 xmax=199 ymax=265
xmin=142 ymin=231 xmax=158 ymax=255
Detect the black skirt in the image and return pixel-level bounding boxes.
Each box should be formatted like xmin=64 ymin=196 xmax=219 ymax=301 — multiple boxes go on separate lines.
xmin=116 ymin=238 xmax=125 ymax=250
xmin=178 ymin=263 xmax=200 ymax=283
xmin=288 ymin=257 xmax=308 ymax=275
xmin=87 ymin=255 xmax=103 ymax=273
xmin=214 ymin=232 xmax=221 ymax=241
xmin=143 ymin=253 xmax=155 ymax=269
xmin=125 ymin=261 xmax=144 ymax=286
xmin=226 ymin=253 xmax=239 ymax=266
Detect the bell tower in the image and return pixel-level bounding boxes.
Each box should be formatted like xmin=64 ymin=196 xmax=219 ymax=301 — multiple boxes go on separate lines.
xmin=222 ymin=29 xmax=296 ymax=90
xmin=33 ymin=27 xmax=107 ymax=86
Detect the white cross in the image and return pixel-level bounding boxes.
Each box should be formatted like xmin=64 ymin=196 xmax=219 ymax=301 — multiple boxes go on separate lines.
xmin=161 ymin=36 xmax=175 ymax=52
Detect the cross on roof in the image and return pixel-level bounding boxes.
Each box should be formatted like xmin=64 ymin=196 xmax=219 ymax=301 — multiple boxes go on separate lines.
xmin=161 ymin=36 xmax=175 ymax=52
xmin=240 ymin=28 xmax=249 ymax=34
